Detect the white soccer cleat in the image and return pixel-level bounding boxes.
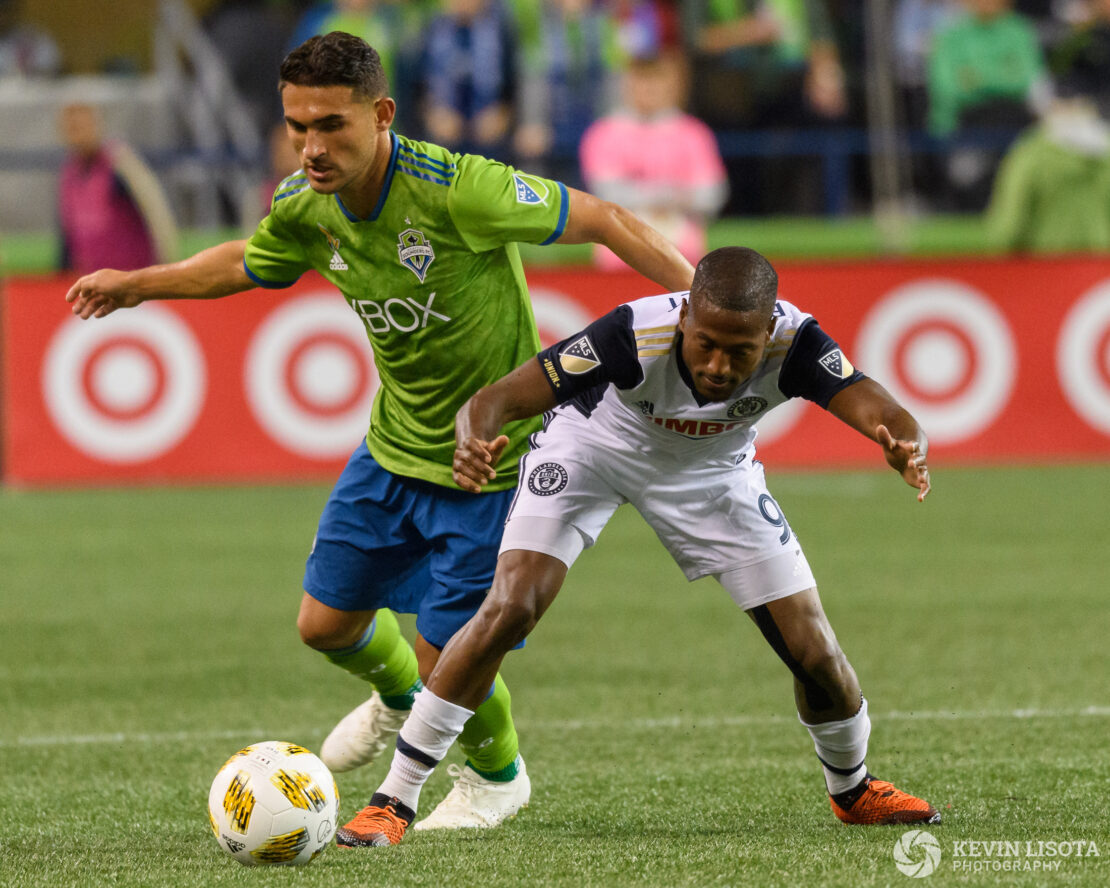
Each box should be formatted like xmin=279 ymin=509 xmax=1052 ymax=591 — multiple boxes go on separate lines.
xmin=413 ymin=758 xmax=530 ymax=830
xmin=320 ymin=692 xmax=410 ymax=773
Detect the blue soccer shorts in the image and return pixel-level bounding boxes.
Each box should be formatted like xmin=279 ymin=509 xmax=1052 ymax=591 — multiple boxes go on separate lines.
xmin=303 ymin=441 xmax=516 ymax=649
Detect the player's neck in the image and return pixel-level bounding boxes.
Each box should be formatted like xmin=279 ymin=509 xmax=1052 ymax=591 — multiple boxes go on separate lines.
xmin=337 ymin=132 xmax=394 ymax=219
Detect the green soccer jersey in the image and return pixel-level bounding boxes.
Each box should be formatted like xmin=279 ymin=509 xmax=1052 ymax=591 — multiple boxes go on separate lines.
xmin=244 ymin=132 xmax=569 ymax=490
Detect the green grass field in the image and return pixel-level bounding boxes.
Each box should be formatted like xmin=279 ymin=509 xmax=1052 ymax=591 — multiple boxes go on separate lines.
xmin=2 ymin=464 xmax=1108 ymax=887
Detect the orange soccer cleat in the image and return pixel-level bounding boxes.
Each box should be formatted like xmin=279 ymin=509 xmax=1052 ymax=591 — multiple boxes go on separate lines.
xmin=830 ymin=775 xmax=941 ymax=825
xmin=335 ymin=794 xmax=415 ymax=847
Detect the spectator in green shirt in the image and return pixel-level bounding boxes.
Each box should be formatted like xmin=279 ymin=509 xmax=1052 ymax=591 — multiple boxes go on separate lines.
xmin=926 ymin=0 xmax=1046 ymax=138
xmin=987 ymin=87 xmax=1110 ymax=252
xmin=682 ymin=0 xmax=848 ymax=128
xmin=681 ymin=0 xmax=847 ymax=214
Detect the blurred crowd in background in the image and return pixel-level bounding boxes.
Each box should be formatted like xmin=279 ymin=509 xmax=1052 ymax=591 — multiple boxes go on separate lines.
xmin=5 ymin=0 xmax=1110 ymax=268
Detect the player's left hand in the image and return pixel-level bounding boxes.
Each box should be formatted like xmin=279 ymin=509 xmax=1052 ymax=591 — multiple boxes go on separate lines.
xmin=877 ymin=424 xmax=930 ymax=502
xmin=453 ymin=434 xmax=510 ymax=494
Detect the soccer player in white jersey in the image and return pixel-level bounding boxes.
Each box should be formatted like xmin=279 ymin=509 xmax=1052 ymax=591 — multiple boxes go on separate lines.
xmin=342 ymin=246 xmax=941 ymax=845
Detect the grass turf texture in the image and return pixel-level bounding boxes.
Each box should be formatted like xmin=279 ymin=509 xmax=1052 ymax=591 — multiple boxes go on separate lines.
xmin=2 ymin=464 xmax=1107 ymax=887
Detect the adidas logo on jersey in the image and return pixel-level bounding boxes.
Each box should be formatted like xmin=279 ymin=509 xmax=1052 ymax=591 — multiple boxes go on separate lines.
xmin=318 ymin=224 xmax=348 ymax=271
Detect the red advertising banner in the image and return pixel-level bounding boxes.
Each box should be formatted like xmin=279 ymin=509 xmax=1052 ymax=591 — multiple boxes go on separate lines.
xmin=2 ymin=259 xmax=1109 ymax=486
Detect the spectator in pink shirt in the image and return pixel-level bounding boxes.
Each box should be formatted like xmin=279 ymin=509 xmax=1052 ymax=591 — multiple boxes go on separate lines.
xmin=57 ymin=103 xmax=177 ymax=273
xmin=579 ymin=52 xmax=728 ymax=271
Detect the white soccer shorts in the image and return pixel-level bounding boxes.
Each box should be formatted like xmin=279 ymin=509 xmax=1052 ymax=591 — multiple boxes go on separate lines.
xmin=499 ymin=414 xmax=816 ymax=611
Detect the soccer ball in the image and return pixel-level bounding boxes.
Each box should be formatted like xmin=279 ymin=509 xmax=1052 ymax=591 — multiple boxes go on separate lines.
xmin=207 ymin=740 xmax=340 ymax=866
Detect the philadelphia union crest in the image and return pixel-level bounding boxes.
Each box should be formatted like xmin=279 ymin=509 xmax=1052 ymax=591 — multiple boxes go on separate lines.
xmin=528 ymin=462 xmax=568 ymax=496
xmin=397 ymin=228 xmax=435 ymax=282
xmin=727 ymin=396 xmax=768 ymax=419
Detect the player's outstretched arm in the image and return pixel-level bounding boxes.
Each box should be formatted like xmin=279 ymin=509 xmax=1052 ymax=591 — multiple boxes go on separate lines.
xmin=556 ymin=187 xmax=695 ymax=293
xmin=826 ymin=378 xmax=931 ymax=502
xmin=453 ymin=358 xmax=558 ymax=493
xmin=65 ymin=239 xmax=252 ymax=320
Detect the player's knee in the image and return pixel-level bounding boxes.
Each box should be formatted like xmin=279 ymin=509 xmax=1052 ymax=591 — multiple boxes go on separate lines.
xmin=476 ymin=571 xmax=552 ymax=648
xmin=473 ymin=551 xmax=564 ymax=649
xmin=297 ymin=619 xmax=338 ymax=650
xmin=476 ymin=594 xmax=539 ymax=649
xmin=296 ymin=609 xmax=367 ymax=651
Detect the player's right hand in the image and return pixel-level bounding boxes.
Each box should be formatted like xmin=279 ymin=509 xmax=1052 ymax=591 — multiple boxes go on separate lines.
xmin=65 ymin=269 xmax=142 ymax=320
xmin=453 ymin=434 xmax=510 ymax=494
xmin=876 ymin=424 xmax=931 ymax=502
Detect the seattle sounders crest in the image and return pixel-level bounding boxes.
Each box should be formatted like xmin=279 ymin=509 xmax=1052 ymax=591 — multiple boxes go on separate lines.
xmin=397 ymin=228 xmax=435 ymax=282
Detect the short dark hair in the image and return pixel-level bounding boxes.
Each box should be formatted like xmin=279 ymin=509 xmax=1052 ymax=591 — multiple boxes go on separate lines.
xmin=690 ymin=247 xmax=778 ymax=317
xmin=279 ymin=31 xmax=388 ymax=101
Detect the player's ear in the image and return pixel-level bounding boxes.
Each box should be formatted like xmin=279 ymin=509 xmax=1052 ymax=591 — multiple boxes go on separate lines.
xmin=678 ymin=298 xmax=689 ymax=330
xmin=374 ymin=97 xmax=396 ymax=129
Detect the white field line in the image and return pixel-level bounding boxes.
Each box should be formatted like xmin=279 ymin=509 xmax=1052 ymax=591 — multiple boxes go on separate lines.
xmin=4 ymin=705 xmax=1109 ymax=750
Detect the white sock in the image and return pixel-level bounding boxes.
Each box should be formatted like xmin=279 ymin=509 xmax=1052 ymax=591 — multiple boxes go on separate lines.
xmin=376 ymin=689 xmax=473 ymax=811
xmin=801 ymin=697 xmax=870 ymax=795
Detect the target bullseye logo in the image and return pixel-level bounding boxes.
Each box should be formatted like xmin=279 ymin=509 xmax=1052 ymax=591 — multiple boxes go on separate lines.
xmin=856 ymin=280 xmax=1016 ymax=444
xmin=82 ymin=338 xmax=166 ymax=420
xmin=892 ymin=320 xmax=976 ymax=403
xmin=283 ymin=333 xmax=369 ymax=418
xmin=1057 ymin=280 xmax=1110 ymax=436
xmin=43 ymin=307 xmax=206 ymax=463
xmin=245 ymin=294 xmax=378 ymax=459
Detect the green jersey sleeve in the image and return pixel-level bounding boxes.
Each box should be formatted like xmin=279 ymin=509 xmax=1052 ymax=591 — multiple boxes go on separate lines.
xmin=243 ymin=179 xmax=313 ymax=288
xmin=447 ymin=154 xmax=569 ymax=253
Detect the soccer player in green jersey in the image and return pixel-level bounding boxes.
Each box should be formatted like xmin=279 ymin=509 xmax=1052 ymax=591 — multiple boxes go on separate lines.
xmin=66 ymin=31 xmax=694 ymax=835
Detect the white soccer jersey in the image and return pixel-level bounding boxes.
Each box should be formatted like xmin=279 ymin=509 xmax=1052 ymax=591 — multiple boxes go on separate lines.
xmin=500 ymin=292 xmax=865 ymax=606
xmin=536 ymin=292 xmax=862 ymax=463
